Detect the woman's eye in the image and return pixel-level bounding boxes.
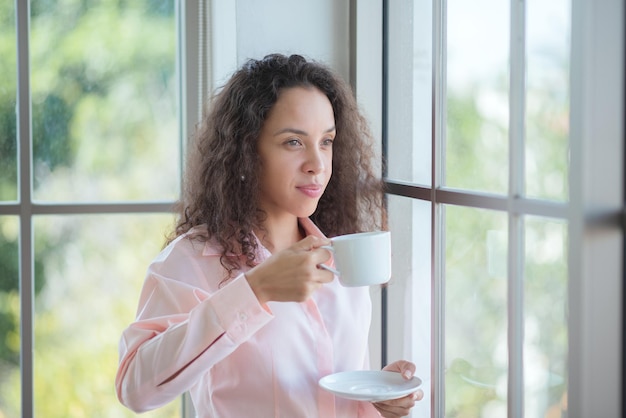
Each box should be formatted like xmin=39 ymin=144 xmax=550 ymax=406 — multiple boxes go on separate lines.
xmin=285 ymin=138 xmax=301 ymax=147
xmin=322 ymin=138 xmax=334 ymax=147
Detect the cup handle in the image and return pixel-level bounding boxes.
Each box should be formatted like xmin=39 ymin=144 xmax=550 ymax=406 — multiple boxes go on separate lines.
xmin=318 ymin=245 xmax=340 ymax=276
xmin=318 ymin=263 xmax=340 ymax=276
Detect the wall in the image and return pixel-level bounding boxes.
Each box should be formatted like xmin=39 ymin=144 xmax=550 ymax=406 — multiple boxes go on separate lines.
xmin=209 ymin=0 xmax=350 ymax=91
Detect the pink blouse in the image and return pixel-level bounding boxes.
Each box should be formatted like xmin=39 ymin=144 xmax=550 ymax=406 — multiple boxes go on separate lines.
xmin=115 ymin=218 xmax=381 ymax=417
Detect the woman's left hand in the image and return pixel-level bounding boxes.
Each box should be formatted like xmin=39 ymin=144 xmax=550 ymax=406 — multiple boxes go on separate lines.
xmin=371 ymin=360 xmax=423 ymax=418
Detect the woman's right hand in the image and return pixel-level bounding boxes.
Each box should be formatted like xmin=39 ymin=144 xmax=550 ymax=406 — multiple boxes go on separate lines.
xmin=244 ymin=235 xmax=335 ymax=303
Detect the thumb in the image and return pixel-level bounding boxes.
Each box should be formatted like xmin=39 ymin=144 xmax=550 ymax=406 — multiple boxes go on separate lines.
xmin=383 ymin=360 xmax=416 ymax=380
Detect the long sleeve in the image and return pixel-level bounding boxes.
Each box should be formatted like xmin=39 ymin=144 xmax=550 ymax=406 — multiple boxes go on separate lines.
xmin=115 ymin=220 xmax=379 ymax=417
xmin=115 ymin=235 xmax=273 ymax=413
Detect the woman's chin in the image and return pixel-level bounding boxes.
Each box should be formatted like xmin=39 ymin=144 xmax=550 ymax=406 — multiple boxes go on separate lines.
xmin=296 ymin=205 xmax=319 ymax=219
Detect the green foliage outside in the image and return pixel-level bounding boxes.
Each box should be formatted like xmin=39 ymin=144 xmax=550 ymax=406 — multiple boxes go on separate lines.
xmin=444 ymin=206 xmax=508 ymax=416
xmin=0 ymin=1 xmax=17 ymax=202
xmin=0 ymin=1 xmax=179 ymax=417
xmin=442 ymin=12 xmax=570 ymax=411
xmin=443 ymin=88 xmax=569 ymax=416
xmin=445 ymin=66 xmax=569 ymax=202
xmin=443 ymin=207 xmax=567 ymax=417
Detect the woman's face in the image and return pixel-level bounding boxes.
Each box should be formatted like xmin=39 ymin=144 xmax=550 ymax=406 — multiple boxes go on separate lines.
xmin=256 ymin=86 xmax=335 ymax=221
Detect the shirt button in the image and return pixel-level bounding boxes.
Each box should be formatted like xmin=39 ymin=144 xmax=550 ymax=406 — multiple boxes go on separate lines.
xmin=238 ymin=312 xmax=248 ymax=322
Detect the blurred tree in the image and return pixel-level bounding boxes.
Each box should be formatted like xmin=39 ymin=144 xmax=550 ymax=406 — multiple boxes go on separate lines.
xmin=0 ymin=1 xmax=178 ymax=417
xmin=0 ymin=1 xmax=17 ymax=202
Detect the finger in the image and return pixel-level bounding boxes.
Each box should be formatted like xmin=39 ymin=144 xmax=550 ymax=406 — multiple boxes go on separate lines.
xmin=378 ymin=393 xmax=418 ymax=408
xmin=401 ymin=362 xmax=416 ymax=380
xmin=312 ymin=259 xmax=336 ymax=283
xmin=414 ymin=389 xmax=424 ymax=401
xmin=304 ymin=245 xmax=335 ymax=276
xmin=383 ymin=360 xmax=416 ymax=380
xmin=311 ymin=246 xmax=333 ymax=265
xmin=373 ymin=394 xmax=417 ymax=417
xmin=372 ymin=402 xmax=413 ymax=418
xmin=317 ymin=262 xmax=339 ymax=278
xmin=292 ymin=235 xmax=332 ymax=251
xmin=373 ymin=404 xmax=411 ymax=418
xmin=294 ymin=247 xmax=334 ymax=284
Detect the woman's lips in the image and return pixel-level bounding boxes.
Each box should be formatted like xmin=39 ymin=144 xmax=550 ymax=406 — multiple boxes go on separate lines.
xmin=297 ymin=184 xmax=323 ymax=198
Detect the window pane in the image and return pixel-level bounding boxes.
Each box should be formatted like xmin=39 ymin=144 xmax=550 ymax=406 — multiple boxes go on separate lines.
xmin=445 ymin=206 xmax=508 ymax=416
xmin=387 ymin=195 xmax=431 ymax=418
xmin=0 ymin=216 xmax=20 ymax=417
xmin=33 ymin=214 xmax=178 ymax=417
xmin=446 ymin=0 xmax=510 ymax=194
xmin=0 ymin=1 xmax=17 ymax=202
xmin=30 ymin=1 xmax=179 ymax=203
xmin=386 ymin=0 xmax=432 ymax=186
xmin=525 ymin=0 xmax=570 ymax=201
xmin=524 ymin=217 xmax=567 ymax=416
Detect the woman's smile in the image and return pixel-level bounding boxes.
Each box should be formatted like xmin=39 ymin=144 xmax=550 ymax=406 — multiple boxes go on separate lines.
xmin=296 ymin=183 xmax=324 ymax=198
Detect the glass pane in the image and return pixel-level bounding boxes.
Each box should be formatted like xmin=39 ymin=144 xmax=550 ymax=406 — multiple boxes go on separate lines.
xmin=30 ymin=1 xmax=179 ymax=202
xmin=33 ymin=214 xmax=179 ymax=417
xmin=387 ymin=195 xmax=431 ymax=418
xmin=446 ymin=0 xmax=510 ymax=194
xmin=386 ymin=0 xmax=432 ymax=186
xmin=525 ymin=0 xmax=570 ymax=201
xmin=0 ymin=1 xmax=18 ymax=202
xmin=0 ymin=216 xmax=20 ymax=417
xmin=524 ymin=217 xmax=567 ymax=417
xmin=445 ymin=206 xmax=508 ymax=416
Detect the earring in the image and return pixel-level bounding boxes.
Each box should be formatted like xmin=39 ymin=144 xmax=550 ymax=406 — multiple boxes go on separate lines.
xmin=240 ymin=174 xmax=245 ymax=181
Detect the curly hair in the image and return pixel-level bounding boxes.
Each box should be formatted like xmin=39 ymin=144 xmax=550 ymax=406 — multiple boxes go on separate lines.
xmin=170 ymin=53 xmax=386 ymax=276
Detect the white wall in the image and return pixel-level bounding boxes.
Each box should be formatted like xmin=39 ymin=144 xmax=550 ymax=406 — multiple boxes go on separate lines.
xmin=208 ymin=0 xmax=350 ymax=91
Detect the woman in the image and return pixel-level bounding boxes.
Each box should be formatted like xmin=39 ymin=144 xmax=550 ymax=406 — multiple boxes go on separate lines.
xmin=115 ymin=53 xmax=422 ymax=417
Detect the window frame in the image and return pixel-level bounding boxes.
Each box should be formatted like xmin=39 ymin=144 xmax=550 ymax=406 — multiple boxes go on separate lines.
xmin=567 ymin=0 xmax=624 ymax=415
xmin=378 ymin=0 xmax=624 ymax=416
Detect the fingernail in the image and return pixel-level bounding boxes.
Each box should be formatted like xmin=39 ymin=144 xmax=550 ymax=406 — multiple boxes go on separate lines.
xmin=403 ymin=370 xmax=412 ymax=379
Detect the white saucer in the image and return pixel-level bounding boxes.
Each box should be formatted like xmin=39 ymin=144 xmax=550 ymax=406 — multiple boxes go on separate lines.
xmin=319 ymin=370 xmax=422 ymax=402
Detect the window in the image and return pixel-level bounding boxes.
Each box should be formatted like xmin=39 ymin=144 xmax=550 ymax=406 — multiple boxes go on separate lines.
xmin=3 ymin=1 xmax=622 ymax=417
xmin=0 ymin=1 xmax=204 ymax=416
xmin=382 ymin=0 xmax=622 ymax=417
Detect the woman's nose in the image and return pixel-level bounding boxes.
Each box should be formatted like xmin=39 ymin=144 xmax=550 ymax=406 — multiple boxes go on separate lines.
xmin=303 ymin=148 xmax=325 ymax=174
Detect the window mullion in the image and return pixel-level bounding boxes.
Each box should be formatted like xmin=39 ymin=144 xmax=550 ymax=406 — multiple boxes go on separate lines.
xmin=432 ymin=0 xmax=446 ymax=416
xmin=16 ymin=0 xmax=34 ymax=417
xmin=508 ymin=0 xmax=527 ymax=416
xmin=507 ymin=214 xmax=524 ymax=418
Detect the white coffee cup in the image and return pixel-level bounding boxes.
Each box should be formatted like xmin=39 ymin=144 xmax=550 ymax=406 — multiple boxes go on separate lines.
xmin=319 ymin=231 xmax=391 ymax=287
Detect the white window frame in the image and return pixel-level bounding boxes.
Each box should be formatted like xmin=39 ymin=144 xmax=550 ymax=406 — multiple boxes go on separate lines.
xmin=567 ymin=0 xmax=623 ymax=415
xmin=373 ymin=0 xmax=623 ymax=417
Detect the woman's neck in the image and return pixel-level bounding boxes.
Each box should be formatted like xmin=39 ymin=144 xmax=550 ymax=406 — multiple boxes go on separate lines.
xmin=256 ymin=214 xmax=303 ymax=253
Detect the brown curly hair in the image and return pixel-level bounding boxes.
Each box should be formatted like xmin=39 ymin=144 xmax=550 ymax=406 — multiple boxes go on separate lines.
xmin=170 ymin=53 xmax=386 ymax=276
